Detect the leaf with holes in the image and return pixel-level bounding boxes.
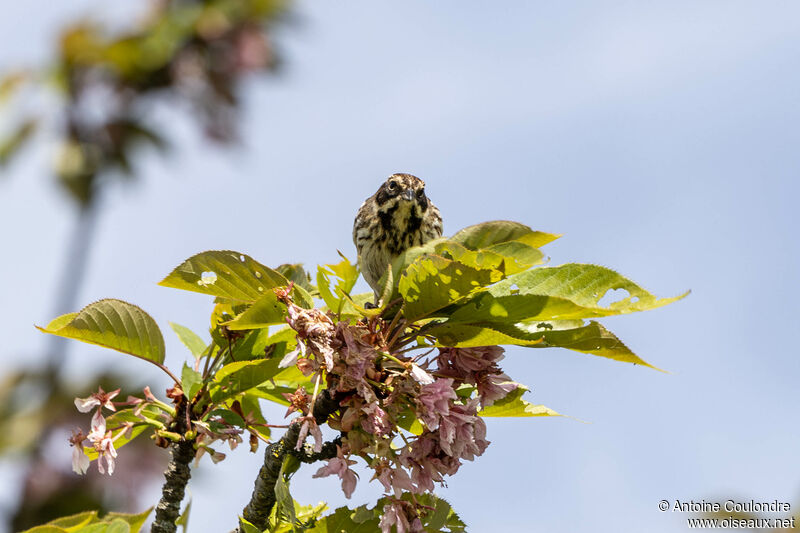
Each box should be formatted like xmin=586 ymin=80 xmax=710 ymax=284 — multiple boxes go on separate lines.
xmin=159 ymin=250 xmax=289 ymax=302
xmin=399 ymin=255 xmax=501 ymax=321
xmin=37 ymin=299 xmax=165 ymax=365
xmin=509 ymin=319 xmax=663 ymax=370
xmin=446 ymin=263 xmax=688 ymax=324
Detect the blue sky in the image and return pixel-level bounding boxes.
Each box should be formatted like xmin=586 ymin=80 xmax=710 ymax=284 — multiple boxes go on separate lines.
xmin=1 ymin=1 xmax=799 ymax=531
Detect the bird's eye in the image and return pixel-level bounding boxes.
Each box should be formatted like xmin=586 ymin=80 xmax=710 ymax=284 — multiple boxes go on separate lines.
xmin=417 ymin=188 xmax=425 ymax=197
xmin=388 ymin=180 xmax=397 ymax=190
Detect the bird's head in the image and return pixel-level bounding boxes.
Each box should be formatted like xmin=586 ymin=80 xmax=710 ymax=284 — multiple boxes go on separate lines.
xmin=374 ymin=173 xmax=430 ymax=213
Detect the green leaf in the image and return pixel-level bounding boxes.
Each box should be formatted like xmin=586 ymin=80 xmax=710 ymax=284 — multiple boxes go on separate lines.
xmin=478 ymin=387 xmax=562 ymax=418
xmin=208 ymin=408 xmax=245 ymax=427
xmin=274 ymin=457 xmax=298 ymax=530
xmin=429 ymin=317 xmax=661 ymax=370
xmin=48 ymin=512 xmax=98 ymax=529
xmin=211 ymin=358 xmax=283 ymax=402
xmin=105 ymin=508 xmax=152 ymax=533
xmin=181 ymin=363 xmax=203 ymax=400
xmin=446 ymin=263 xmax=688 ymax=324
xmin=398 ymin=255 xmax=501 ymax=320
xmin=176 ymin=500 xmax=191 ymax=533
xmin=276 ymin=264 xmax=316 ymax=294
xmin=497 ymin=263 xmax=688 ymax=316
xmin=317 ymin=255 xmax=359 ymax=314
xmin=102 ymin=519 xmax=130 ymax=533
xmin=238 ymin=518 xmax=261 ymax=533
xmin=396 ymin=409 xmax=425 ymax=435
xmin=17 ymin=526 xmax=68 ymax=533
xmin=427 ymin=322 xmax=545 ymax=348
xmin=484 ymin=241 xmax=545 ymax=274
xmin=225 ymin=281 xmax=319 ymax=331
xmin=36 ymin=299 xmax=165 ymax=365
xmin=169 ymin=322 xmax=207 ymax=359
xmin=313 ymin=494 xmax=464 ymax=533
xmin=341 ymin=291 xmax=383 ymax=319
xmin=0 ymin=118 xmax=37 ymax=166
xmin=224 ymin=290 xmax=286 ymax=330
xmin=504 ymin=319 xmax=663 ymax=370
xmin=433 ymin=241 xmax=506 ymax=272
xmin=412 ymin=493 xmax=466 ymax=532
xmin=450 ymin=220 xmax=560 ymax=250
xmin=226 ymin=328 xmax=275 ymax=363
xmin=159 ymin=250 xmax=289 ymax=302
xmin=308 ymin=505 xmax=380 ymax=533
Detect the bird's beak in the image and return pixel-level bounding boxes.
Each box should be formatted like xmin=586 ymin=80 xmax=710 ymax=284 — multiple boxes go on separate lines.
xmin=402 ymin=189 xmax=415 ymax=202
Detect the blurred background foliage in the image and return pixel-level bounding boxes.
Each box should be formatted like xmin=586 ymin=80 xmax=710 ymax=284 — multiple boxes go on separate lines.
xmin=0 ymin=0 xmax=290 ymax=529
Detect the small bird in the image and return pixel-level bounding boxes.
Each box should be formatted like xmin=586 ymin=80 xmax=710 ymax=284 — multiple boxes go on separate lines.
xmin=353 ymin=173 xmax=443 ymax=296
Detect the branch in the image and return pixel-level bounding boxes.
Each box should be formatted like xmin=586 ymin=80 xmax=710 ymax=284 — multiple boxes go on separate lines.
xmin=151 ymin=398 xmax=193 ymax=533
xmin=239 ymin=389 xmax=340 ymax=531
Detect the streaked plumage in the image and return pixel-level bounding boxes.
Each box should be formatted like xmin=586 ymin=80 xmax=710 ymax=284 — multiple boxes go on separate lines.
xmin=353 ymin=173 xmax=443 ymax=295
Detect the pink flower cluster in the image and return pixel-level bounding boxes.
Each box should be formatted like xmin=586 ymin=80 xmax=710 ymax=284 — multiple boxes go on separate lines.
xmin=70 ymin=387 xmax=128 ymax=475
xmin=437 ymin=346 xmax=517 ymax=407
xmin=277 ymin=293 xmax=518 ymax=529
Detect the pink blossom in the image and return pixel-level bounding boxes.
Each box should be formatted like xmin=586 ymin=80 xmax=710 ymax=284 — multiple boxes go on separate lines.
xmin=362 ymin=403 xmax=391 ymax=436
xmin=86 ymin=418 xmax=117 ymax=475
xmin=74 ymin=387 xmax=120 ymax=413
xmin=374 ymin=462 xmax=415 ymax=497
xmin=68 ymin=429 xmax=90 ymax=475
xmin=281 ymin=386 xmax=310 ymax=418
xmin=409 ymin=363 xmax=434 ymax=385
xmin=278 ymin=348 xmax=300 ymax=369
xmin=88 ymin=410 xmax=106 ymax=438
xmin=379 ymin=500 xmax=423 ymax=533
xmin=209 ymin=449 xmax=227 ymax=464
xmin=379 ymin=501 xmax=410 ymax=533
xmin=336 ymin=323 xmax=378 ymax=391
xmin=295 ymin=417 xmax=323 ymax=453
xmin=417 ymin=378 xmax=457 ymax=429
xmin=312 ymin=446 xmax=358 ymax=498
xmin=437 ymin=399 xmax=489 ymax=460
xmin=143 ymin=386 xmax=158 ymax=403
xmin=284 ymin=304 xmax=337 ymax=372
xmin=438 ymin=346 xmax=505 ymax=374
xmin=476 ymin=372 xmax=517 ymax=407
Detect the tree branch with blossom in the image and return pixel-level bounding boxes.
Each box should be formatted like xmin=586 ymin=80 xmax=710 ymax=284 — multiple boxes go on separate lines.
xmin=34 ymin=221 xmax=686 ymax=533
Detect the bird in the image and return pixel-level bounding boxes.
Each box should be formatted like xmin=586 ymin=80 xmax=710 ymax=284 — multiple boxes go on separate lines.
xmin=353 ymin=173 xmax=443 ymax=297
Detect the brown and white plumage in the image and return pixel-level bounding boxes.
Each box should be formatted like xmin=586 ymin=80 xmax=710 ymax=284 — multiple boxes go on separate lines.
xmin=353 ymin=173 xmax=443 ymax=294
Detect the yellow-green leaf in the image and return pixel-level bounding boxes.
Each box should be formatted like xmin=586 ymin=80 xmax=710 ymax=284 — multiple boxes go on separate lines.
xmin=159 ymin=251 xmax=289 ymax=302
xmin=36 ymin=299 xmax=165 ymax=364
xmin=169 ymin=322 xmax=206 ymax=358
xmin=211 ymin=358 xmax=284 ymax=402
xmin=317 ymin=255 xmax=359 ymax=314
xmin=398 ymin=255 xmax=501 ymax=321
xmin=447 ymin=263 xmax=688 ymax=324
xmin=478 ymin=387 xmax=561 ymax=418
xmin=451 ymin=220 xmax=560 ymax=250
